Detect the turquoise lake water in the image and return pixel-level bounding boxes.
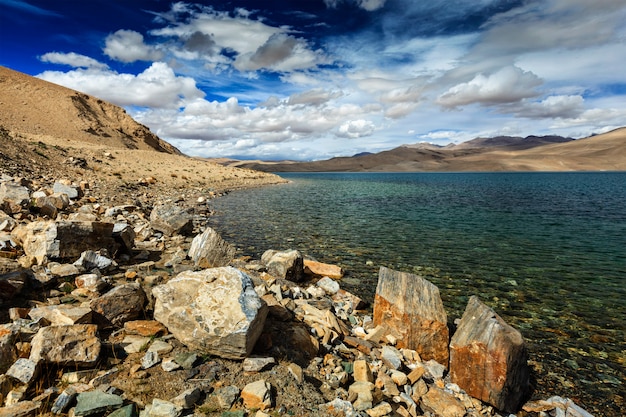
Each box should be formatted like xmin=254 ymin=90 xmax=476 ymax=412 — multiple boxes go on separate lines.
xmin=208 ymin=172 xmax=626 ymax=415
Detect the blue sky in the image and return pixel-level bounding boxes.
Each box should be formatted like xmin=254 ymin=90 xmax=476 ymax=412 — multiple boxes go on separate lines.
xmin=1 ymin=0 xmax=625 ymax=160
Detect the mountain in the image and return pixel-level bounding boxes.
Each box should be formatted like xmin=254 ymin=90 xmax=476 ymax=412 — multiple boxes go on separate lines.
xmin=0 ymin=66 xmax=285 ymax=194
xmin=0 ymin=66 xmax=179 ymax=154
xmin=235 ymin=129 xmax=626 ymax=172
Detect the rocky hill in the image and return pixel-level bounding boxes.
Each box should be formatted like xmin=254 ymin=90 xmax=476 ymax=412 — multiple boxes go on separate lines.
xmin=234 ymin=128 xmax=626 ymax=172
xmin=0 ymin=66 xmax=178 ymax=154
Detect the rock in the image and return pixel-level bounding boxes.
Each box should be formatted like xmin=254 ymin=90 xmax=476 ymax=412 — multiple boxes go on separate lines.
xmin=0 ymin=400 xmax=40 ymax=417
xmin=0 ymin=270 xmax=28 ymax=300
xmin=53 ymin=181 xmax=81 ymax=199
xmin=161 ymin=358 xmax=181 ymax=372
xmin=0 ymin=182 xmax=30 ymax=213
xmin=188 ymin=227 xmax=236 ymax=268
xmin=323 ymin=398 xmax=358 ymax=417
xmin=241 ymin=379 xmax=273 ymax=410
xmin=74 ymin=390 xmax=123 ymax=416
xmin=366 ymin=401 xmax=393 ymax=417
xmin=389 ymin=370 xmax=408 ymax=386
xmin=112 ymin=223 xmax=135 ymax=252
xmin=420 ymin=386 xmax=466 ymax=417
xmin=0 ymin=325 xmax=17 ymax=373
xmin=108 ymin=404 xmax=137 ymax=417
xmin=147 ymin=340 xmax=173 ymax=355
xmin=49 ymin=263 xmax=80 ymax=277
xmin=90 ymin=283 xmax=147 ymax=327
xmin=73 ymin=250 xmax=116 ymax=272
xmin=29 ymin=324 xmax=101 ymax=366
xmin=449 ymin=296 xmax=530 ymax=413
xmin=243 ymin=356 xmax=276 ymax=372
xmin=6 ymin=358 xmax=39 ymax=385
xmin=348 ymin=381 xmax=375 ymax=411
xmin=170 ymin=387 xmax=202 ymax=409
xmin=212 ymin=385 xmax=239 ymax=410
xmin=141 ymin=398 xmax=183 ymax=417
xmin=353 ymin=359 xmax=373 ymax=383
xmin=304 ymin=259 xmax=344 ymax=279
xmin=28 ymin=304 xmax=92 ymax=326
xmin=141 ymin=351 xmax=160 ymax=369
xmin=373 ymin=266 xmax=449 ymax=366
xmin=261 ymin=249 xmax=304 ymax=282
xmin=287 ymin=362 xmax=304 ymax=384
xmin=149 ymin=204 xmax=193 ymax=236
xmin=51 ymin=384 xmax=91 ymax=414
xmin=381 ymin=345 xmax=404 ymax=370
xmin=152 ymin=267 xmax=268 ymax=359
xmin=316 ymin=276 xmax=340 ymax=294
xmin=75 ymin=273 xmax=108 ymax=294
xmin=12 ymin=221 xmax=117 ymax=265
xmin=124 ymin=320 xmax=167 ymax=337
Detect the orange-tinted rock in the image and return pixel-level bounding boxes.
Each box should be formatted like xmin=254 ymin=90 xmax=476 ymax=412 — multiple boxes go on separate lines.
xmin=449 ymin=296 xmax=530 ymax=413
xmin=303 ymin=259 xmax=344 ymax=279
xmin=373 ymin=267 xmax=449 ymax=366
xmin=124 ymin=320 xmax=167 ymax=337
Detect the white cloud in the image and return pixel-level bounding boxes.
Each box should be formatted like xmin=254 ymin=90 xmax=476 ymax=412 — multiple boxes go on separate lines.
xmin=438 ymin=66 xmax=542 ymax=108
xmin=324 ymin=0 xmax=387 ymax=11
xmin=37 ymin=62 xmax=204 ymax=109
xmin=287 ymin=89 xmax=343 ymax=106
xmin=337 ymin=120 xmax=376 ymax=138
xmin=39 ymin=52 xmax=108 ymax=69
xmin=234 ymin=33 xmax=322 ymax=72
xmin=505 ymin=95 xmax=585 ymax=119
xmin=104 ymin=29 xmax=164 ymax=63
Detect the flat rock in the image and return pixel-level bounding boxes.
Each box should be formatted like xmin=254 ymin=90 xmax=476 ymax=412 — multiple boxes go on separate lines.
xmin=6 ymin=358 xmax=39 ymax=385
xmin=420 ymin=386 xmax=466 ymax=417
xmin=28 ymin=304 xmax=92 ymax=326
xmin=449 ymin=296 xmax=530 ymax=413
xmin=243 ymin=356 xmax=276 ymax=373
xmin=74 ymin=390 xmax=123 ymax=416
xmin=304 ymin=259 xmax=344 ymax=279
xmin=373 ymin=266 xmax=449 ymax=366
xmin=124 ymin=320 xmax=167 ymax=337
xmin=0 ymin=400 xmax=40 ymax=417
xmin=188 ymin=227 xmax=235 ymax=268
xmin=153 ymin=267 xmax=268 ymax=359
xmin=29 ymin=324 xmax=101 ymax=366
xmin=150 ymin=204 xmax=193 ymax=236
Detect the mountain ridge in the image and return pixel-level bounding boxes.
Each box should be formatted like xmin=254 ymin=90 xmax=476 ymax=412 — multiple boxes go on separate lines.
xmin=231 ymin=128 xmax=626 ymax=172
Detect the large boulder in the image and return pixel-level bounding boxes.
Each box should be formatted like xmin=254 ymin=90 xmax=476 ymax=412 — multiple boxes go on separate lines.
xmin=12 ymin=221 xmax=117 ymax=265
xmin=449 ymin=296 xmax=530 ymax=413
xmin=29 ymin=324 xmax=101 ymax=367
xmin=150 ymin=204 xmax=193 ymax=236
xmin=372 ymin=266 xmax=449 ymax=366
xmin=188 ymin=227 xmax=236 ymax=268
xmin=261 ymin=249 xmax=304 ymax=282
xmin=0 ymin=182 xmax=30 ymax=214
xmin=152 ymin=267 xmax=267 ymax=359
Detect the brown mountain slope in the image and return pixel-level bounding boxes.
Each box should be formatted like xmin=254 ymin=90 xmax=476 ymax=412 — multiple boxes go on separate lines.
xmin=238 ymin=128 xmax=626 ymax=172
xmin=0 ymin=65 xmax=179 ymax=154
xmin=0 ymin=66 xmax=285 ymax=199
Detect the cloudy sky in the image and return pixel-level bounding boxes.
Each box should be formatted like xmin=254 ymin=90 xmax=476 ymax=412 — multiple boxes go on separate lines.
xmin=1 ymin=0 xmax=625 ymax=160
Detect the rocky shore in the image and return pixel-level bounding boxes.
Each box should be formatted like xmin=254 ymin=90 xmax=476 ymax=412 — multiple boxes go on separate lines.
xmin=0 ymin=171 xmax=597 ymax=417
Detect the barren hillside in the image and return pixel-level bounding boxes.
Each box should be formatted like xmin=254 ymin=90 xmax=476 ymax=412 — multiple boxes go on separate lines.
xmin=0 ymin=66 xmax=286 ymax=201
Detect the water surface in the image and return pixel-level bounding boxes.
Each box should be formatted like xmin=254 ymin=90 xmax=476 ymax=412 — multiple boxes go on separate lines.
xmin=209 ymin=172 xmax=626 ymax=415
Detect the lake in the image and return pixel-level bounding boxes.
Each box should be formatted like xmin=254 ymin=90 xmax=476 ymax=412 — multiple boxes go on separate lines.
xmin=208 ymin=172 xmax=626 ymax=415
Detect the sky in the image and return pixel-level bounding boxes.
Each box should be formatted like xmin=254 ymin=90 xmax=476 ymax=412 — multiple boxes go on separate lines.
xmin=1 ymin=0 xmax=625 ymax=161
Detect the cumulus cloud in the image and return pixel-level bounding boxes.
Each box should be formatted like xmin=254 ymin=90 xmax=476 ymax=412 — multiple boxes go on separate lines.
xmin=324 ymin=0 xmax=387 ymax=11
xmin=287 ymin=89 xmax=343 ymax=106
xmin=37 ymin=62 xmax=204 ymax=109
xmin=39 ymin=52 xmax=108 ymax=69
xmin=337 ymin=120 xmax=376 ymax=138
xmin=104 ymin=29 xmax=164 ymax=63
xmin=505 ymin=95 xmax=585 ymax=119
xmin=150 ymin=5 xmax=324 ymax=74
xmin=438 ymin=66 xmax=542 ymax=108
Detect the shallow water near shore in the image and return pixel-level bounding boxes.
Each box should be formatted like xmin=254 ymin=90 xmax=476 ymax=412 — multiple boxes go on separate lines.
xmin=208 ymin=171 xmax=626 ymax=416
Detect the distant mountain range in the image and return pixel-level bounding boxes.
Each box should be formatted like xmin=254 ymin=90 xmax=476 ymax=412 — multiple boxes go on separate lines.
xmin=229 ymin=129 xmax=626 ymax=172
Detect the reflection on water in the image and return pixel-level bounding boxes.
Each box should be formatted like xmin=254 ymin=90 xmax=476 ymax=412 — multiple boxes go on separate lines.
xmin=209 ymin=172 xmax=626 ymax=415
